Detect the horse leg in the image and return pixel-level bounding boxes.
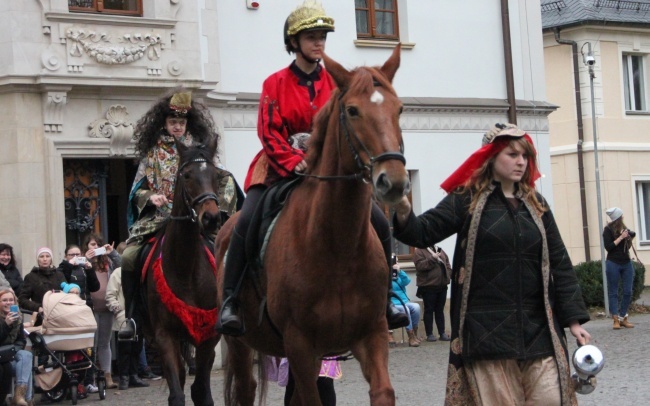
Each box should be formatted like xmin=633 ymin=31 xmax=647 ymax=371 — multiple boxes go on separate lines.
xmin=156 ymin=330 xmax=186 ymax=406
xmin=351 ymin=330 xmax=395 ymax=406
xmin=223 ymin=337 xmax=256 ymax=406
xmin=190 ymin=341 xmax=215 ymax=406
xmin=284 ymin=334 xmax=321 ymax=406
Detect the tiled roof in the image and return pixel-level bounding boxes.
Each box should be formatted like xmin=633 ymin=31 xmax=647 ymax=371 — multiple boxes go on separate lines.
xmin=541 ymin=0 xmax=650 ymax=29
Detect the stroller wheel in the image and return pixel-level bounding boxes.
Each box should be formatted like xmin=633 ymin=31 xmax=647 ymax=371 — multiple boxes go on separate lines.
xmin=98 ymin=378 xmax=106 ymax=400
xmin=70 ymin=384 xmax=78 ymax=405
xmin=44 ymin=387 xmax=67 ymax=403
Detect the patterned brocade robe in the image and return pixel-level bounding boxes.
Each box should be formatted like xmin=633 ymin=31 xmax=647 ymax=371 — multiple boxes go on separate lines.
xmin=127 ymin=132 xmax=239 ymax=244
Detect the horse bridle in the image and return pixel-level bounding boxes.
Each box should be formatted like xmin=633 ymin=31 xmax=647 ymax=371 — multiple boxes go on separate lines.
xmin=169 ymin=158 xmax=220 ymax=222
xmin=298 ymin=84 xmax=406 ymax=183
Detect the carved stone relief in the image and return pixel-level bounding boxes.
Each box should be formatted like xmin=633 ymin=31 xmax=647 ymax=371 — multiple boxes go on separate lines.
xmin=43 ymin=91 xmax=68 ymax=133
xmin=66 ymin=28 xmax=163 ymax=65
xmin=88 ymin=105 xmax=134 ymax=156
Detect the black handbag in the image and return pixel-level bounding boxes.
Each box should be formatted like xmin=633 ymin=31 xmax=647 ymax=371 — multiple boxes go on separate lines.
xmin=0 ymin=344 xmax=17 ymax=364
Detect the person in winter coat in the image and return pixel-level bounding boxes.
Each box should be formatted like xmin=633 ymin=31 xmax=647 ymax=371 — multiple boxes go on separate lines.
xmin=18 ymin=247 xmax=66 ymax=315
xmin=0 ymin=243 xmax=24 ymax=296
xmin=0 ymin=288 xmax=33 ymax=405
xmin=390 ymin=256 xmax=421 ymax=348
xmin=83 ymin=233 xmax=121 ymax=389
xmin=414 ymin=245 xmax=451 ymax=342
xmin=56 ymin=244 xmax=100 ymax=309
xmin=603 ymin=207 xmax=637 ymax=329
xmin=389 ymin=123 xmax=591 ymax=405
xmin=105 ymin=267 xmax=149 ymax=390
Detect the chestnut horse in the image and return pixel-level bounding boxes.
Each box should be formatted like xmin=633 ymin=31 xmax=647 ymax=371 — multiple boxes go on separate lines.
xmin=142 ymin=138 xmax=225 ymax=406
xmin=215 ymin=45 xmax=409 ymax=406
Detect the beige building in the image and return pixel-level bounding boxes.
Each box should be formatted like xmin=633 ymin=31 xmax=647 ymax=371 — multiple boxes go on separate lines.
xmin=542 ymin=0 xmax=650 ymax=283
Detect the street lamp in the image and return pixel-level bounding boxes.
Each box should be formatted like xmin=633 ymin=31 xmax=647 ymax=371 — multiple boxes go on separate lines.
xmin=582 ymin=42 xmax=609 ymax=316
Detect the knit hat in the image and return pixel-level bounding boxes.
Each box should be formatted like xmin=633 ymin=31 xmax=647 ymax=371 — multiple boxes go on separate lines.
xmin=36 ymin=247 xmax=53 ymax=260
xmin=61 ymin=282 xmax=81 ymax=294
xmin=606 ymin=207 xmax=623 ymax=222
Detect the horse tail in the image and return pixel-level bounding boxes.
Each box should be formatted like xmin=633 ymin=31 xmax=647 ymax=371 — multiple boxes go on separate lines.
xmin=223 ymin=338 xmax=268 ymax=406
xmin=256 ymin=353 xmax=268 ymax=406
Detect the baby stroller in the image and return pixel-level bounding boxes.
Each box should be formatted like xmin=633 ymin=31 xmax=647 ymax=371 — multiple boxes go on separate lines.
xmin=25 ymin=291 xmax=106 ymax=404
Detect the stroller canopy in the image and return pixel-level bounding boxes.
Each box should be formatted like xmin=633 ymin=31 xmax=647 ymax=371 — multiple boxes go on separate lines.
xmin=40 ymin=291 xmax=97 ymax=335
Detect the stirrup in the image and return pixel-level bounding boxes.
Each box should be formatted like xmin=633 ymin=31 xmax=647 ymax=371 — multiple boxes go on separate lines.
xmin=118 ymin=318 xmax=138 ymax=342
xmin=216 ymin=298 xmax=245 ymax=337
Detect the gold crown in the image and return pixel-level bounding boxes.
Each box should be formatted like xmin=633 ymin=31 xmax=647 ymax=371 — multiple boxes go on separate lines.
xmin=169 ymin=92 xmax=192 ymax=117
xmin=286 ymin=0 xmax=335 ymax=36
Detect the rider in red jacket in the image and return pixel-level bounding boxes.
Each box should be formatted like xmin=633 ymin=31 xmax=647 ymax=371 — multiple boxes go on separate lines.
xmin=218 ymin=0 xmax=409 ymax=336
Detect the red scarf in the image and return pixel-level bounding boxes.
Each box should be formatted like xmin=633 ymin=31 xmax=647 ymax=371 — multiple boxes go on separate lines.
xmin=440 ymin=134 xmax=540 ymax=193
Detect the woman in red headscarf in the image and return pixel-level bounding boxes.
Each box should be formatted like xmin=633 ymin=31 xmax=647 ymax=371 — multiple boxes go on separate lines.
xmin=390 ymin=124 xmax=591 ymax=405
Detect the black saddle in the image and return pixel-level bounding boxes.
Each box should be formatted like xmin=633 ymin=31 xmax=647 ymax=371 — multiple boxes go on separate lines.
xmin=244 ymin=177 xmax=302 ymax=271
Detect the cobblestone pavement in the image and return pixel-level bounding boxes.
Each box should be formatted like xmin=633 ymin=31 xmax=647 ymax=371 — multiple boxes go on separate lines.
xmin=34 ymin=295 xmax=649 ymax=405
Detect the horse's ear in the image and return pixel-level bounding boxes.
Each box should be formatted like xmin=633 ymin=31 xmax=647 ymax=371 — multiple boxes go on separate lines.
xmin=207 ymin=134 xmax=219 ymax=158
xmin=322 ymin=52 xmax=352 ymax=89
xmin=380 ymin=43 xmax=401 ymax=83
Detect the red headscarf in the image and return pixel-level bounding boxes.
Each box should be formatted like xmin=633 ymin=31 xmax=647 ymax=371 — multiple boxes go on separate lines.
xmin=440 ymin=134 xmax=541 ymax=193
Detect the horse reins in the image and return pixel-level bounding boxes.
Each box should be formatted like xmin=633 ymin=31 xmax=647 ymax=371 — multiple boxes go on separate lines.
xmin=169 ymin=158 xmax=220 ymax=222
xmin=297 ymin=83 xmax=406 ymax=183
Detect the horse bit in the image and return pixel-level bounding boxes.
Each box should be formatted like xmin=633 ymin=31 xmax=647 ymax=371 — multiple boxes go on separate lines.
xmin=169 ymin=158 xmax=220 ymax=222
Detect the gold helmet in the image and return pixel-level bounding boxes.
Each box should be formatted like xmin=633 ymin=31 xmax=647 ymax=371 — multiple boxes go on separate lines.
xmin=284 ymin=0 xmax=335 ymax=46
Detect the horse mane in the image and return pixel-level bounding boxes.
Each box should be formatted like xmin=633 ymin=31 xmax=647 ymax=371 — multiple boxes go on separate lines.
xmin=307 ymin=66 xmax=397 ymax=167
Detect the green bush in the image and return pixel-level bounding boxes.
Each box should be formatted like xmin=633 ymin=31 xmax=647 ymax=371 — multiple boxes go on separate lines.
xmin=573 ymin=260 xmax=645 ymax=308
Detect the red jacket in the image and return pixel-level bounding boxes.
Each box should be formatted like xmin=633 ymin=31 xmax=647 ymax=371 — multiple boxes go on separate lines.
xmin=244 ymin=62 xmax=335 ymax=191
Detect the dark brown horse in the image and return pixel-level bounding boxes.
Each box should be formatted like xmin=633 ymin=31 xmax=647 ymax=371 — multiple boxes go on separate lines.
xmin=215 ymin=45 xmax=409 ymax=406
xmin=142 ymin=138 xmax=224 ymax=406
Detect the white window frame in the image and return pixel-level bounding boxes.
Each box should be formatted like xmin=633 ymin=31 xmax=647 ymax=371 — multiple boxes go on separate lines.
xmin=623 ymin=53 xmax=647 ymax=112
xmin=632 ymin=175 xmax=650 ymax=246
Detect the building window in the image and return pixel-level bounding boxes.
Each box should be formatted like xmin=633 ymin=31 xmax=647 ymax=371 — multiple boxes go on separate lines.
xmin=355 ymin=0 xmax=399 ymax=40
xmin=635 ymin=180 xmax=650 ymax=244
xmin=68 ymin=0 xmax=143 ymax=16
xmin=623 ymin=54 xmax=646 ymax=112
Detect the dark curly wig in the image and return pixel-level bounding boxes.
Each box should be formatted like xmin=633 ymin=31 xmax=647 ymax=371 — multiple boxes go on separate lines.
xmin=133 ymin=87 xmax=220 ymax=159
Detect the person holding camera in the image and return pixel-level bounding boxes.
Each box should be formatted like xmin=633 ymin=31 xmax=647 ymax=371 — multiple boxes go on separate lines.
xmin=0 ymin=288 xmax=33 ymax=405
xmin=603 ymin=207 xmax=636 ymax=329
xmin=389 ymin=124 xmax=590 ymax=405
xmin=84 ymin=233 xmax=122 ymax=390
xmin=57 ymin=243 xmax=102 ymax=395
xmin=19 ymin=247 xmax=66 ymax=315
xmin=57 ymin=244 xmax=100 ymax=310
xmin=413 ymin=245 xmax=451 ymax=342
xmin=390 ymin=256 xmax=421 ymax=347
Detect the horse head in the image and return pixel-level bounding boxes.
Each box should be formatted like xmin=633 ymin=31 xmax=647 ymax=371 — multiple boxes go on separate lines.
xmin=319 ymin=44 xmax=410 ymax=205
xmin=173 ymin=136 xmax=222 ymax=234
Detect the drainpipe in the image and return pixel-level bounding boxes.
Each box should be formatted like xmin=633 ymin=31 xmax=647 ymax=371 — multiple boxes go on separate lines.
xmin=554 ymin=28 xmax=591 ymax=261
xmin=500 ymin=0 xmax=517 ymax=124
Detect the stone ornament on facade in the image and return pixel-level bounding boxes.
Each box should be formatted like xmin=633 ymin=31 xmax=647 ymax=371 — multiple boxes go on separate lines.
xmin=88 ymin=105 xmax=134 ymax=156
xmin=66 ymin=28 xmax=163 ymax=65
xmin=167 ymin=60 xmax=184 ymax=76
xmin=43 ymin=91 xmax=67 ymax=133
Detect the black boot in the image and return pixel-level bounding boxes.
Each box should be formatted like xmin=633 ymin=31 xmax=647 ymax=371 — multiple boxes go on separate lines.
xmin=386 ymin=298 xmax=410 ymax=329
xmin=119 ymin=255 xmax=140 ymax=342
xmin=119 ymin=376 xmax=129 ymax=390
xmin=128 ymin=375 xmax=149 ymax=388
xmin=216 ymin=229 xmax=246 ymax=336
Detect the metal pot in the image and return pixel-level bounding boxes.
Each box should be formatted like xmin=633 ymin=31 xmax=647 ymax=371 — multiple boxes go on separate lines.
xmin=571 ymin=344 xmax=605 ymax=395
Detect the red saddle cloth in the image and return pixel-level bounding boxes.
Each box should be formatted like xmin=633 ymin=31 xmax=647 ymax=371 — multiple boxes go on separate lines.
xmin=150 ymin=245 xmax=218 ymax=345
